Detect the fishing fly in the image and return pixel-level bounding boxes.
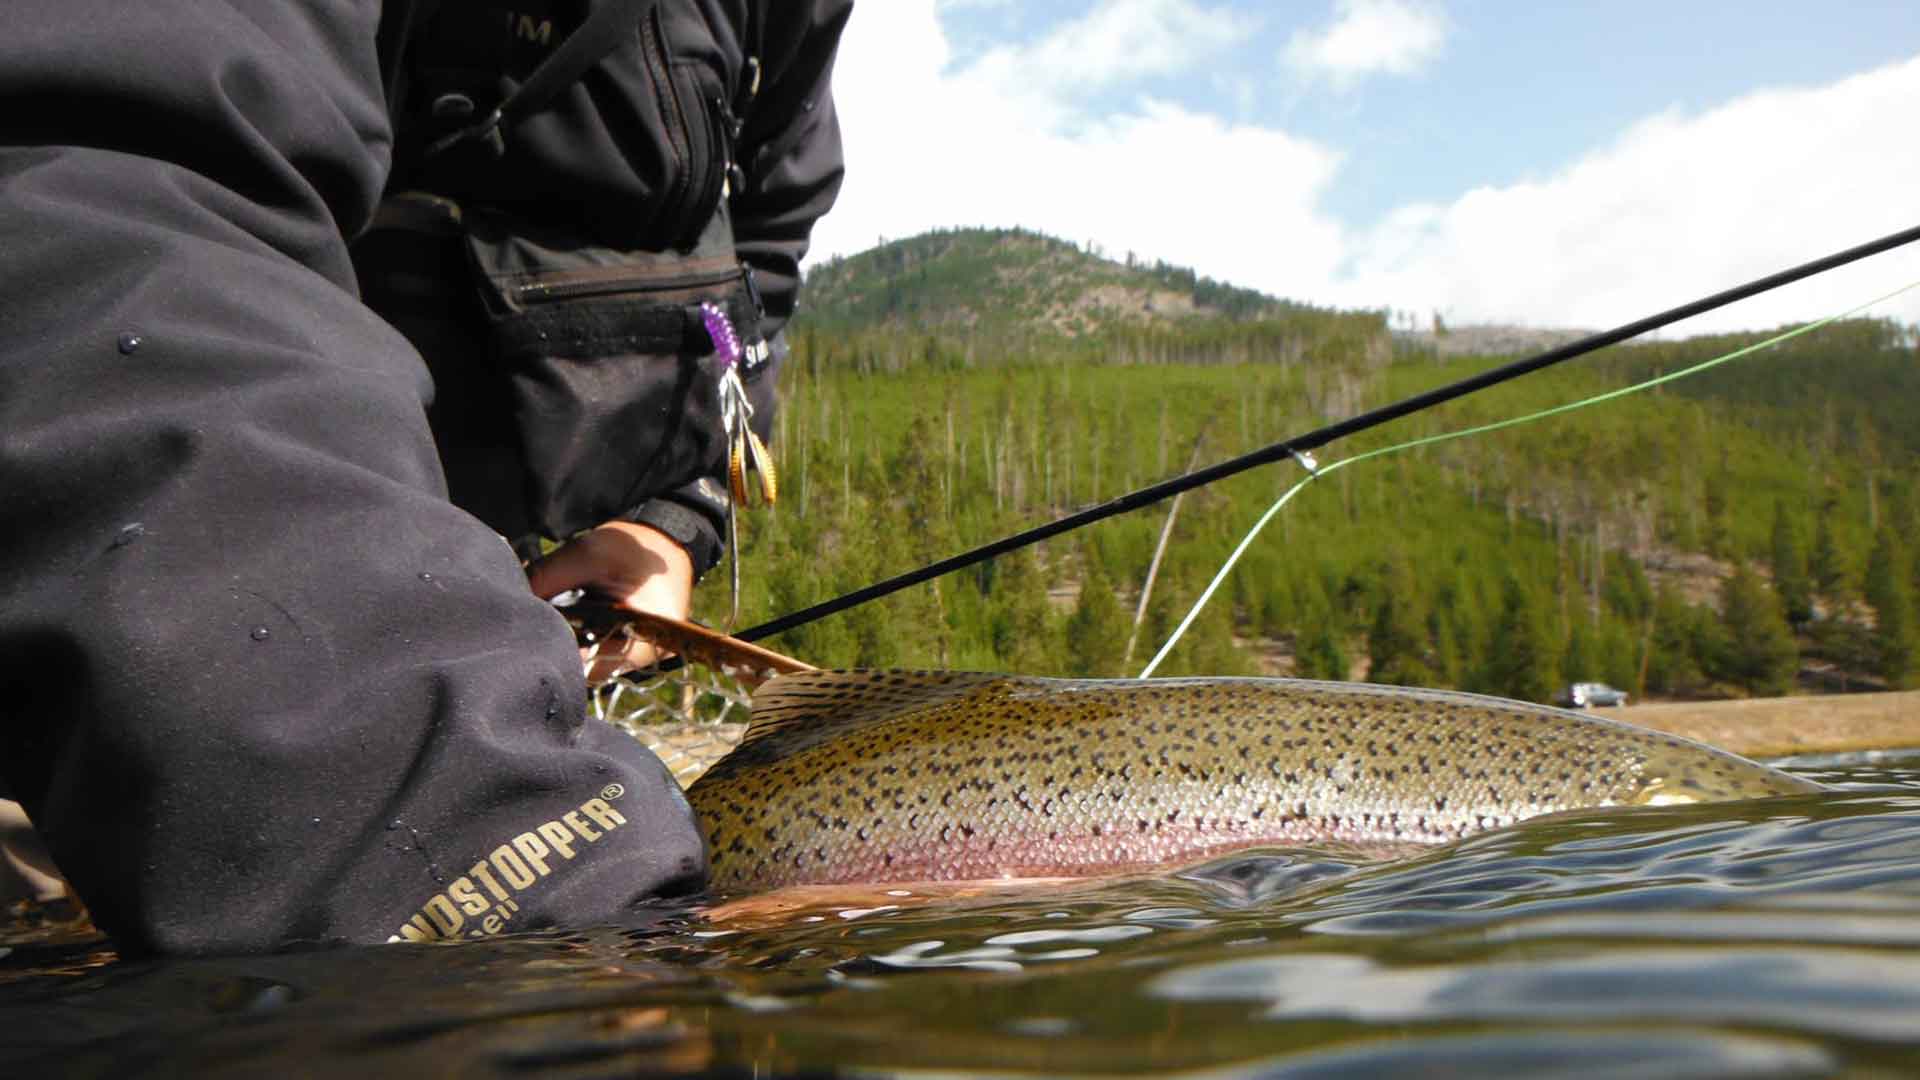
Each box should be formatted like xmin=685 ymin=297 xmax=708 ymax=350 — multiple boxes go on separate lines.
xmin=702 ymin=301 xmax=777 ymax=630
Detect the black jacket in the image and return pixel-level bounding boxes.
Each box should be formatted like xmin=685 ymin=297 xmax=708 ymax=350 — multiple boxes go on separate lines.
xmin=386 ymin=0 xmax=846 ymax=337
xmin=365 ymin=0 xmax=848 ymax=567
xmin=0 ymin=0 xmax=847 ymax=955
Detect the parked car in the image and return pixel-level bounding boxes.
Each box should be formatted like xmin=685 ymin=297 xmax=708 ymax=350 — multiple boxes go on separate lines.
xmin=1554 ymin=682 xmax=1629 ymax=709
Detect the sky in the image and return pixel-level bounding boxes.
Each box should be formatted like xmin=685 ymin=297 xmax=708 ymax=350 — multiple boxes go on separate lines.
xmin=804 ymin=1 xmax=1920 ymax=335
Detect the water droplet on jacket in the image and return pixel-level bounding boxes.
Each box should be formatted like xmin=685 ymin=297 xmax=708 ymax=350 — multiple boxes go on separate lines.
xmin=110 ymin=522 xmax=145 ymax=548
xmin=250 ymin=626 xmax=271 ymax=641
xmin=117 ymin=332 xmax=142 ymax=355
xmin=418 ymin=571 xmax=434 ymax=582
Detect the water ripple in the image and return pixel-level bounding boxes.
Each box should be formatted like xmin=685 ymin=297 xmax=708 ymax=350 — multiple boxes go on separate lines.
xmin=6 ymin=755 xmax=1920 ymax=1075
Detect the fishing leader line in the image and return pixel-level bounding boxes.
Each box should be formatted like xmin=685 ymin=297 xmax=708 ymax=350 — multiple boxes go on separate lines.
xmin=1139 ymin=275 xmax=1920 ymax=678
xmin=640 ymin=221 xmax=1920 ymax=667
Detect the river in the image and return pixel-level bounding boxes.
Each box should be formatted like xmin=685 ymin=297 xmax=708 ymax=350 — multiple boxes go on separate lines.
xmin=4 ymin=749 xmax=1918 ymax=1077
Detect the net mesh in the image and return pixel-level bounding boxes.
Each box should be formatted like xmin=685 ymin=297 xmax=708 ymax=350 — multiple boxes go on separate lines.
xmin=582 ymin=623 xmax=750 ymax=787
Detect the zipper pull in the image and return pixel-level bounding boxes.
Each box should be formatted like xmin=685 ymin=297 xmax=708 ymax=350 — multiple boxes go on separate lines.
xmin=713 ymin=91 xmax=747 ymax=200
xmin=741 ymin=264 xmax=764 ymax=316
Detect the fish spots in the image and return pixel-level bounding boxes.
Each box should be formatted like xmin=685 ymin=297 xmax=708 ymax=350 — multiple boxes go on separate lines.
xmin=688 ymin=671 xmax=1814 ymax=891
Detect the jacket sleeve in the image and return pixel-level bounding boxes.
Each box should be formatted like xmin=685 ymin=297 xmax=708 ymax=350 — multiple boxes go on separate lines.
xmin=0 ymin=0 xmax=704 ymax=955
xmin=729 ymin=0 xmax=852 ymax=343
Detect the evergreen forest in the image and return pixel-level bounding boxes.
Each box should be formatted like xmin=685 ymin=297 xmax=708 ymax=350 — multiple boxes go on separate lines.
xmin=690 ymin=229 xmax=1920 ymax=703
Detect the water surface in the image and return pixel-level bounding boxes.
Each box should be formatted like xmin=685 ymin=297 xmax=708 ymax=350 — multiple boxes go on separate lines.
xmin=4 ymin=751 xmax=1919 ymax=1077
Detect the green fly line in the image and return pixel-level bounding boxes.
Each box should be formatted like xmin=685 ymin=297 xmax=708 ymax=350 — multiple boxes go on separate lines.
xmin=1139 ymin=278 xmax=1920 ymax=678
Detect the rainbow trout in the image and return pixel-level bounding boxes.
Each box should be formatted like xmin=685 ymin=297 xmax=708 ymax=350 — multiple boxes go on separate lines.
xmin=686 ymin=671 xmax=1822 ymax=893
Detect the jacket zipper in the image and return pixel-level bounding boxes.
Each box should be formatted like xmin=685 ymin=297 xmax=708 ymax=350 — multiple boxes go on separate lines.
xmin=513 ymin=264 xmax=743 ymax=304
xmin=690 ymin=94 xmax=729 ymax=233
xmin=642 ymin=8 xmax=701 ymax=242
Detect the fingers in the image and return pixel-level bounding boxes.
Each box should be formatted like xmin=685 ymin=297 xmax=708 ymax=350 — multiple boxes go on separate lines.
xmin=528 ymin=522 xmax=698 ymax=683
xmin=526 ymin=522 xmax=693 ymax=610
xmin=582 ymin=634 xmax=665 ymax=684
xmin=523 ymin=525 xmax=629 ymax=602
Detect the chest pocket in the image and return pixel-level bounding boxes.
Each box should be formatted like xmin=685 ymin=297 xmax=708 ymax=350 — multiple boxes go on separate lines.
xmin=394 ymin=0 xmax=733 ymax=251
xmin=368 ymin=1 xmax=768 ymax=539
xmin=460 ymin=200 xmax=773 ymax=539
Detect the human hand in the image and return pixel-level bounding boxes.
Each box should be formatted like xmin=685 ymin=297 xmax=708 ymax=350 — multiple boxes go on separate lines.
xmin=525 ymin=521 xmax=695 ymax=680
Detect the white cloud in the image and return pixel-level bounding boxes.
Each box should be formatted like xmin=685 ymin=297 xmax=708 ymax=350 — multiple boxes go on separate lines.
xmin=809 ymin=5 xmax=1920 ymax=335
xmin=1284 ymin=0 xmax=1447 ymax=87
xmin=809 ymin=0 xmax=1343 ymax=289
xmin=1332 ymin=56 xmax=1920 ymax=333
xmin=964 ymin=0 xmax=1258 ymax=99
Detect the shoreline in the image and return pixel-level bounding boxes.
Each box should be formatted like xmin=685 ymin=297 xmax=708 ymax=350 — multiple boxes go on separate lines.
xmin=1611 ymin=689 xmax=1920 ymax=758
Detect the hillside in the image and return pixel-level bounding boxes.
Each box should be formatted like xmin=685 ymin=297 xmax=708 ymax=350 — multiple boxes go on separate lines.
xmin=731 ymin=229 xmax=1920 ymax=702
xmin=802 ymin=227 xmax=1308 ymax=336
xmin=1589 ymin=318 xmax=1920 ymax=461
xmin=797 ymin=229 xmax=1388 ymax=376
xmin=1397 ymin=323 xmax=1596 ymax=358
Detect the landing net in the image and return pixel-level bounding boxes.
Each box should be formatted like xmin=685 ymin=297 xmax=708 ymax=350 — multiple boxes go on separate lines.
xmin=582 ymin=625 xmax=750 ymax=787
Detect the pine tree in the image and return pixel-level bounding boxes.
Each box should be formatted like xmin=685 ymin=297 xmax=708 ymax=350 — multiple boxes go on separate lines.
xmin=1431 ymin=608 xmax=1467 ymax=686
xmin=1366 ymin=559 xmax=1435 ymax=686
xmin=1293 ymin=623 xmax=1350 ymax=681
xmin=1702 ymin=467 xmax=1732 ymax=559
xmin=1911 ymin=536 xmax=1920 ymax=611
xmin=1598 ymin=619 xmax=1641 ymax=695
xmin=1064 ymin=547 xmax=1129 ymax=677
xmin=1809 ymin=496 xmax=1849 ymax=603
xmin=988 ymin=547 xmax=1060 ymax=673
xmin=1769 ymin=500 xmax=1813 ymax=628
xmin=1863 ymin=526 xmax=1916 ymax=688
xmin=1179 ymin=596 xmax=1259 ymax=677
xmin=1911 ymin=542 xmax=1920 ymax=620
xmin=1713 ymin=562 xmax=1798 ymax=696
xmin=1810 ymin=616 xmax=1876 ymax=691
xmin=1602 ymin=553 xmax=1654 ymax=623
xmin=1562 ymin=618 xmax=1597 ymax=683
xmin=1472 ymin=575 xmax=1555 ymax=703
xmin=1645 ymin=583 xmax=1706 ymax=697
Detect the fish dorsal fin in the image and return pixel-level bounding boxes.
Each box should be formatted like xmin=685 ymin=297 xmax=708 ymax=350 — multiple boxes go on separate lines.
xmin=728 ymin=669 xmax=1018 ymax=767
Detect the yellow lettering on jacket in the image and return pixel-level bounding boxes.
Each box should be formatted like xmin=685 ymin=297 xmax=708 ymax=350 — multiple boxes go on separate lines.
xmin=581 ymin=798 xmax=627 ymax=831
xmin=386 ymin=790 xmax=633 ymax=943
xmin=510 ymin=13 xmax=553 ymax=45
xmin=538 ymin=820 xmax=578 ymax=860
xmin=512 ymin=831 xmax=553 ymax=877
xmin=449 ymin=876 xmax=489 ymax=917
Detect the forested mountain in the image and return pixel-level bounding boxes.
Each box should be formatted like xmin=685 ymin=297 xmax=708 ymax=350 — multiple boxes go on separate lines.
xmin=804 ymin=227 xmax=1313 ymax=333
xmin=693 ymin=229 xmax=1920 ymax=702
xmin=797 ymin=228 xmax=1388 ymax=375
